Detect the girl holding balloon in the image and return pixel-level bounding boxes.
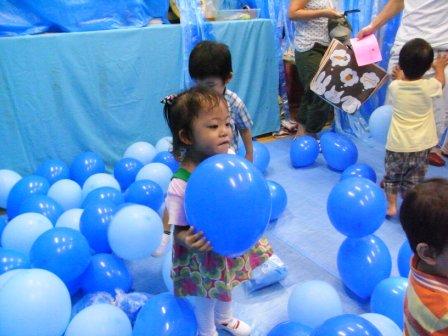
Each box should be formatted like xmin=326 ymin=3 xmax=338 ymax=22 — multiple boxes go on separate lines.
xmin=162 ymin=86 xmax=272 ymax=336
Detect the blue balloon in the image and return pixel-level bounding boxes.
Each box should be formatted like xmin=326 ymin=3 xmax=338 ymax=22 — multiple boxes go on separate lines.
xmin=369 ymin=105 xmax=392 ymax=144
xmin=82 ymin=186 xmax=124 ymax=208
xmin=55 ymin=208 xmax=83 ymax=231
xmin=30 ymin=227 xmax=91 ymax=283
xmin=155 ymin=137 xmax=173 ymax=152
xmin=341 ymin=163 xmax=377 ymax=183
xmin=0 ymin=248 xmax=30 ymax=275
xmin=19 ymin=194 xmax=63 ymax=224
xmin=34 ymin=159 xmax=69 ymax=185
xmin=267 ymin=180 xmax=287 ymax=221
xmin=370 ymin=277 xmax=408 ymax=328
xmin=0 ymin=269 xmax=71 ymax=336
xmin=6 ymin=175 xmax=50 ymax=219
xmin=81 ymin=173 xmax=120 ymax=200
xmin=65 ymin=304 xmax=132 ymax=336
xmin=327 ymin=177 xmax=387 ymax=237
xmin=47 ymin=179 xmax=82 ymax=210
xmin=268 ymin=321 xmax=312 ymax=336
xmin=80 ymin=253 xmax=132 ymax=295
xmin=113 ymin=158 xmax=143 ymax=191
xmin=152 ymin=151 xmax=180 ymax=173
xmin=133 ymin=292 xmax=197 ymax=336
xmin=0 ymin=215 xmax=7 ymax=242
xmin=80 ymin=201 xmax=116 ymax=253
xmin=397 ymin=240 xmax=413 ymax=277
xmin=361 ymin=313 xmax=402 ymax=336
xmin=288 ymin=280 xmax=343 ymax=328
xmin=290 ymin=136 xmax=319 ymax=168
xmin=252 ymin=141 xmax=271 ymax=173
xmin=321 ymin=132 xmax=358 ymax=171
xmin=136 ymin=163 xmax=173 ymax=193
xmin=124 ymin=180 xmax=164 ymax=211
xmin=311 ymin=314 xmax=381 ymax=336
xmin=185 ymin=154 xmax=271 ymax=256
xmin=70 ymin=151 xmax=105 ymax=186
xmin=0 ymin=169 xmax=21 ymax=209
xmin=124 ymin=142 xmax=157 ymax=165
xmin=337 ymin=235 xmax=391 ymax=300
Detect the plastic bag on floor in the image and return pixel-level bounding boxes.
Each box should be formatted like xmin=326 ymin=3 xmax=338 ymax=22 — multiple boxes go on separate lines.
xmin=115 ymin=290 xmax=152 ymax=325
xmin=244 ymin=254 xmax=288 ymax=292
xmin=71 ymin=291 xmax=115 ymax=318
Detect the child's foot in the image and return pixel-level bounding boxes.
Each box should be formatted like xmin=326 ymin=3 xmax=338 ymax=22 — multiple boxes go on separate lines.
xmin=216 ymin=318 xmax=251 ymax=336
xmin=151 ymin=233 xmax=171 ymax=257
xmin=386 ymin=205 xmax=397 ymax=218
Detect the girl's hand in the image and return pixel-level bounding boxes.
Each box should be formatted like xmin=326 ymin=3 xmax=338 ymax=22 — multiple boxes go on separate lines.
xmin=323 ymin=8 xmax=343 ymax=19
xmin=184 ymin=227 xmax=212 ymax=252
xmin=391 ymin=65 xmax=404 ymax=80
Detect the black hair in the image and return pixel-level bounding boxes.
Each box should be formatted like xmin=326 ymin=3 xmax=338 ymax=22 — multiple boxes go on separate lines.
xmin=399 ymin=38 xmax=434 ymax=80
xmin=188 ymin=40 xmax=233 ymax=82
xmin=162 ymin=86 xmax=224 ymax=160
xmin=400 ymin=178 xmax=448 ymax=255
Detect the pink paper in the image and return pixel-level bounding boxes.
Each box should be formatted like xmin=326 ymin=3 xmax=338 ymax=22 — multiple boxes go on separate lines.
xmin=350 ymin=34 xmax=382 ymax=66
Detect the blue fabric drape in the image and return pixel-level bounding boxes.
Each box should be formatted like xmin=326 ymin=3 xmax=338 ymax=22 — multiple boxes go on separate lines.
xmin=0 ymin=0 xmax=49 ymax=36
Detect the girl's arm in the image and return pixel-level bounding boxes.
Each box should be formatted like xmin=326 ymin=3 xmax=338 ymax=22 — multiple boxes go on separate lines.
xmin=357 ymin=0 xmax=404 ymax=38
xmin=240 ymin=128 xmax=254 ymax=162
xmin=289 ymin=0 xmax=342 ymax=21
xmin=174 ymin=226 xmax=212 ymax=252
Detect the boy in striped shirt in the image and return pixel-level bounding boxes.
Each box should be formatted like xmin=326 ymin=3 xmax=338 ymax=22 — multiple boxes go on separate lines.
xmin=400 ymin=178 xmax=448 ymax=335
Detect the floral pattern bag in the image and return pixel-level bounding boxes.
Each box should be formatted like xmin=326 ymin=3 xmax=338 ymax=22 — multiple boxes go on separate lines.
xmin=310 ymin=39 xmax=388 ymax=114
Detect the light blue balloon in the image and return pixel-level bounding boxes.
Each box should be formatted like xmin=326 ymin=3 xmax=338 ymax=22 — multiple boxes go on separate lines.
xmin=1 ymin=213 xmax=53 ymax=255
xmin=82 ymin=173 xmax=120 ymax=200
xmin=369 ymin=105 xmax=393 ymax=144
xmin=155 ymin=137 xmax=173 ymax=153
xmin=370 ymin=277 xmax=408 ymax=328
xmin=327 ymin=177 xmax=387 ymax=237
xmin=162 ymin=252 xmax=173 ymax=293
xmin=361 ymin=313 xmax=402 ymax=336
xmin=0 ymin=269 xmax=25 ymax=290
xmin=288 ymin=280 xmax=343 ymax=328
xmin=123 ymin=141 xmax=157 ymax=165
xmin=108 ymin=204 xmax=163 ymax=260
xmin=48 ymin=179 xmax=82 ymax=210
xmin=56 ymin=208 xmax=83 ymax=231
xmin=337 ymin=235 xmax=391 ymax=300
xmin=341 ymin=163 xmax=377 ymax=183
xmin=136 ymin=163 xmax=173 ymax=193
xmin=397 ymin=240 xmax=413 ymax=277
xmin=0 ymin=269 xmax=71 ymax=336
xmin=290 ymin=136 xmax=319 ymax=168
xmin=268 ymin=321 xmax=312 ymax=336
xmin=267 ymin=180 xmax=287 ymax=221
xmin=65 ymin=304 xmax=131 ymax=336
xmin=0 ymin=169 xmax=21 ymax=209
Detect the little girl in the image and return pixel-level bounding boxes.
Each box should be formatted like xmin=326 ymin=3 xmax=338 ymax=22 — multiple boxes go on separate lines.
xmin=163 ymin=86 xmax=273 ymax=336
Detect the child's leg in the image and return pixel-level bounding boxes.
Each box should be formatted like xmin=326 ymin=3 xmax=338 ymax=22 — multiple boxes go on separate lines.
xmin=401 ymin=149 xmax=430 ymax=197
xmin=215 ymin=300 xmax=251 ymax=336
xmin=194 ymin=297 xmax=218 ymax=336
xmin=385 ymin=192 xmax=398 ymax=218
xmin=152 ymin=209 xmax=172 ymax=257
xmin=384 ymin=150 xmax=402 ymax=217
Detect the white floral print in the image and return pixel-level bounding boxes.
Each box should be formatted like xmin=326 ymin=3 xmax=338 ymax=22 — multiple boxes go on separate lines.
xmin=324 ymin=85 xmax=344 ymax=104
xmin=341 ymin=95 xmax=361 ymax=114
xmin=311 ymin=71 xmax=331 ymax=95
xmin=340 ymin=68 xmax=359 ymax=87
xmin=330 ymin=49 xmax=351 ymax=67
xmin=360 ymin=72 xmax=380 ymax=90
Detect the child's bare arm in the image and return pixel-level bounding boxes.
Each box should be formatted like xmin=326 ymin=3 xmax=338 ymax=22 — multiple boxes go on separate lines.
xmin=240 ymin=128 xmax=254 ymax=162
xmin=391 ymin=65 xmax=404 ymax=80
xmin=433 ymin=54 xmax=448 ymax=87
xmin=174 ymin=226 xmax=212 ymax=252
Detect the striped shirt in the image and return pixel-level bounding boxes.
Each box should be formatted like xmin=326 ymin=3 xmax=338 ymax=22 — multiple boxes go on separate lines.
xmin=224 ymin=88 xmax=253 ymax=151
xmin=404 ymin=257 xmax=448 ymax=335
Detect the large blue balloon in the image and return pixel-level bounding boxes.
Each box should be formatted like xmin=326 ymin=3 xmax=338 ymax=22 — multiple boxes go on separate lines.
xmin=337 ymin=235 xmax=391 ymax=300
xmin=34 ymin=159 xmax=69 ymax=185
xmin=267 ymin=180 xmax=287 ymax=221
xmin=369 ymin=105 xmax=393 ymax=144
xmin=0 ymin=248 xmax=30 ymax=275
xmin=113 ymin=158 xmax=143 ymax=191
xmin=19 ymin=194 xmax=63 ymax=224
xmin=80 ymin=253 xmax=132 ymax=295
xmin=152 ymin=151 xmax=180 ymax=173
xmin=30 ymin=227 xmax=91 ymax=283
xmin=370 ymin=277 xmax=408 ymax=328
xmin=327 ymin=177 xmax=387 ymax=237
xmin=397 ymin=240 xmax=413 ymax=277
xmin=133 ymin=292 xmax=197 ymax=336
xmin=341 ymin=163 xmax=377 ymax=183
xmin=321 ymin=132 xmax=358 ymax=171
xmin=268 ymin=321 xmax=312 ymax=336
xmin=0 ymin=269 xmax=71 ymax=336
xmin=6 ymin=175 xmax=50 ymax=219
xmin=0 ymin=169 xmax=21 ymax=209
xmin=124 ymin=180 xmax=164 ymax=211
xmin=185 ymin=154 xmax=271 ymax=256
xmin=311 ymin=314 xmax=381 ymax=336
xmin=70 ymin=151 xmax=105 ymax=186
xmin=290 ymin=136 xmax=319 ymax=168
xmin=80 ymin=201 xmax=116 ymax=253
xmin=82 ymin=186 xmax=124 ymax=208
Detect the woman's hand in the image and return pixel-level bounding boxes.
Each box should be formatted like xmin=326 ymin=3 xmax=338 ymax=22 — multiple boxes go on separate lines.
xmin=357 ymin=24 xmax=375 ymax=39
xmin=183 ymin=226 xmax=212 ymax=252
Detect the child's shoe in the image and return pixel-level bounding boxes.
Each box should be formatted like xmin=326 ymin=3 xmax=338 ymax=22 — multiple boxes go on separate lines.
xmin=151 ymin=233 xmax=171 ymax=257
xmin=216 ymin=318 xmax=251 ymax=336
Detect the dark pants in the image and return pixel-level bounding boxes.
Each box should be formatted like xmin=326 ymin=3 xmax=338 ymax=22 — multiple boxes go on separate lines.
xmin=294 ymin=44 xmax=333 ymax=133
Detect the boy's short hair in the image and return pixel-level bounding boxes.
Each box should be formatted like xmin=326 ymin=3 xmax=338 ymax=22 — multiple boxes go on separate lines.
xmin=400 ymin=178 xmax=448 ymax=255
xmin=189 ymin=41 xmax=232 ymax=82
xmin=399 ymin=38 xmax=434 ymax=80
